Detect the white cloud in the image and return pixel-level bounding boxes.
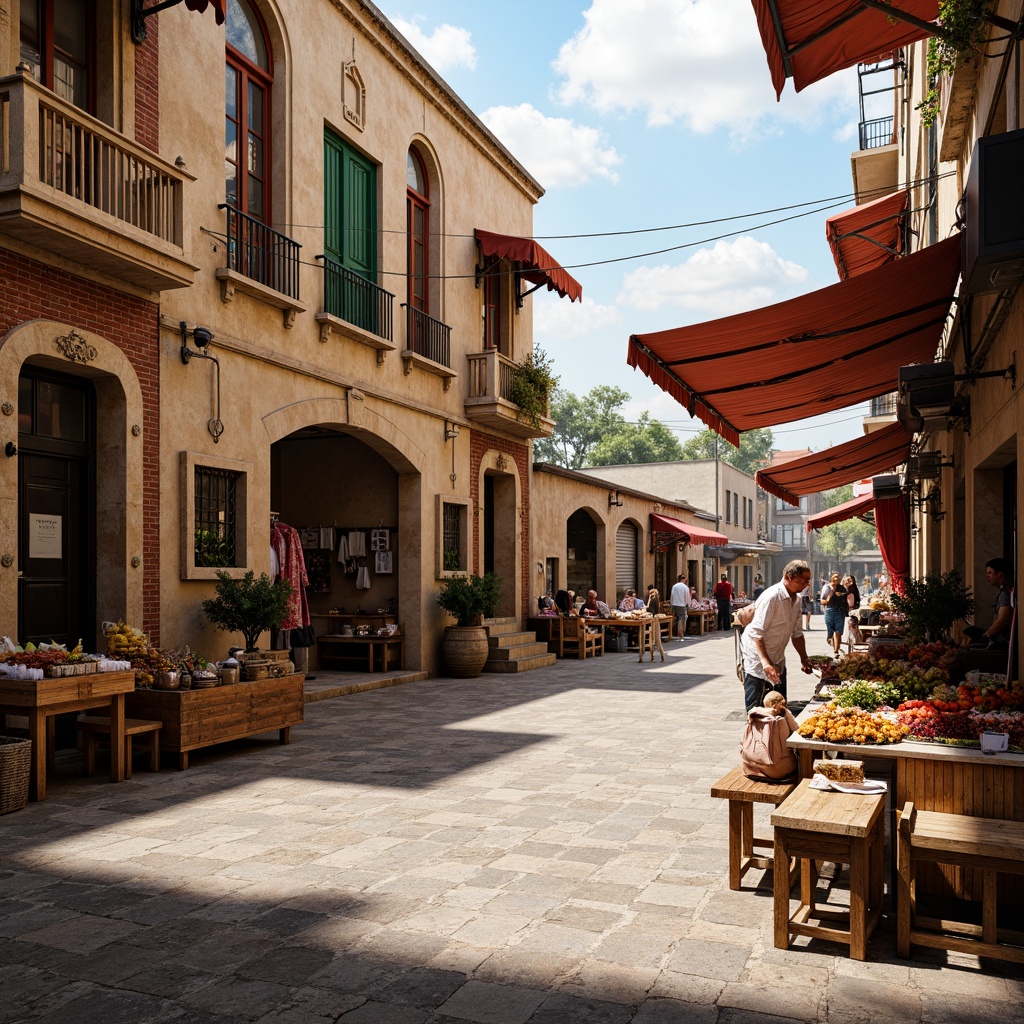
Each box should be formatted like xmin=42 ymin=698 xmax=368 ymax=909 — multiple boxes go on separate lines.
xmin=481 ymin=103 xmax=622 ymax=188
xmin=390 ymin=16 xmax=477 ymax=72
xmin=553 ymin=0 xmax=854 ymax=138
xmin=535 ymin=293 xmax=623 ymax=341
xmin=618 ymin=235 xmax=808 ymax=314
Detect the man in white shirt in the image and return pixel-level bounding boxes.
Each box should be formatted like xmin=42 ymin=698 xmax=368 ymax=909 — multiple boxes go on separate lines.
xmin=669 ymin=574 xmax=691 ymax=639
xmin=740 ymin=559 xmax=814 ymax=712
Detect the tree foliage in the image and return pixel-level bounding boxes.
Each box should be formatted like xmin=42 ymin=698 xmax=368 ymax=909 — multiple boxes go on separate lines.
xmin=679 ymin=427 xmax=775 ymax=476
xmin=813 ymin=485 xmax=878 ymax=560
xmin=534 ymin=386 xmax=682 ymax=468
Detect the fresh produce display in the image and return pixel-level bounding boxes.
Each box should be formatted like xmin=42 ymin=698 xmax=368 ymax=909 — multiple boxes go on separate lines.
xmin=894 ymin=677 xmax=1024 ymax=751
xmin=835 ymin=650 xmax=950 ymax=700
xmin=831 ymin=679 xmax=903 ymax=711
xmin=104 ymin=621 xmax=150 ymax=659
xmin=798 ymin=704 xmax=908 ymax=744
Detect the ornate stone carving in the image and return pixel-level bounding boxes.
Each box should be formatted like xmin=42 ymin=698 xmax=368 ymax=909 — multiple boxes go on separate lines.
xmin=1 ymin=402 xmax=13 ymax=416
xmin=1 ymin=554 xmax=13 ymax=568
xmin=494 ymin=453 xmax=508 ymax=471
xmin=55 ymin=329 xmax=97 ymax=364
xmin=131 ymin=556 xmax=141 ymax=568
xmin=131 ymin=424 xmax=141 ymax=437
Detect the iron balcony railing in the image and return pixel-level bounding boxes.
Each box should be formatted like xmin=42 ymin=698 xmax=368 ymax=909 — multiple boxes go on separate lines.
xmin=869 ymin=392 xmax=898 ymax=417
xmin=0 ymin=72 xmax=185 ymax=244
xmin=316 ymin=254 xmax=393 ymax=341
xmin=402 ymin=303 xmax=451 ymax=367
xmin=466 ymin=347 xmax=518 ymax=402
xmin=219 ymin=204 xmax=300 ymax=300
xmin=858 ymin=115 xmax=895 ymax=150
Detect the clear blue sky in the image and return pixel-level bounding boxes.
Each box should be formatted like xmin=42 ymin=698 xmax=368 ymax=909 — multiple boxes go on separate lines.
xmin=378 ymin=0 xmax=872 ymax=455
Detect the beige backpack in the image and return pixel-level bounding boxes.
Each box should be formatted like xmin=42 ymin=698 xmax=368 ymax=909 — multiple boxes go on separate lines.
xmin=740 ymin=702 xmax=798 ymax=780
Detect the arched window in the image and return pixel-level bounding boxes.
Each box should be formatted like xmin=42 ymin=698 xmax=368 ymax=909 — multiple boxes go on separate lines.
xmin=406 ymin=148 xmax=429 ymax=312
xmin=226 ymin=0 xmax=272 ymax=222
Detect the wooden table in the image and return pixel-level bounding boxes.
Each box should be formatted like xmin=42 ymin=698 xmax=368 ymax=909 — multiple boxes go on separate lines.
xmin=789 ymin=705 xmax=1024 ymax=905
xmin=0 ymin=669 xmax=135 ymax=800
xmin=587 ymin=617 xmax=655 ymax=661
xmin=772 ymin=779 xmax=886 ymax=960
xmin=316 ymin=633 xmax=404 ymax=671
xmin=125 ymin=673 xmax=304 ymax=770
xmin=686 ymin=610 xmax=719 ymax=636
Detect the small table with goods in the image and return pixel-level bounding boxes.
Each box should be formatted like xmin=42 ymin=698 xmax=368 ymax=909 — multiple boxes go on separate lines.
xmin=316 ymin=629 xmax=404 ymax=671
xmin=0 ymin=669 xmax=135 ymax=800
xmin=586 ymin=616 xmax=655 ymax=661
xmin=686 ymin=609 xmax=718 ymax=635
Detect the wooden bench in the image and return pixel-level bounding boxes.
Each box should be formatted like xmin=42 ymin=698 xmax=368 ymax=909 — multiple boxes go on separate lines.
xmin=710 ymin=766 xmax=796 ymax=890
xmin=77 ymin=714 xmax=162 ymax=780
xmin=897 ymin=801 xmax=1024 ymax=964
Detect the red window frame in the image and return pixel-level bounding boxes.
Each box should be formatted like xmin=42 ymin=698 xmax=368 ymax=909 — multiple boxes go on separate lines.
xmin=226 ymin=2 xmax=273 ymax=224
xmin=406 ymin=149 xmax=429 ymax=313
xmin=20 ymin=0 xmax=96 ymax=113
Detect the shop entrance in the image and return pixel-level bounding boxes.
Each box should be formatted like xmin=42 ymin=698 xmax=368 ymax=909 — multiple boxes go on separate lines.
xmin=17 ymin=368 xmax=95 ymax=648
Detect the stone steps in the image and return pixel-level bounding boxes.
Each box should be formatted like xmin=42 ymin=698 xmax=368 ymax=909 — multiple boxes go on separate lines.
xmin=482 ymin=617 xmax=555 ymax=674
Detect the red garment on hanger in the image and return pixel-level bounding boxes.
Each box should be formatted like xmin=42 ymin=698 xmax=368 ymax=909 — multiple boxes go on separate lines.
xmin=271 ymin=522 xmax=311 ymax=630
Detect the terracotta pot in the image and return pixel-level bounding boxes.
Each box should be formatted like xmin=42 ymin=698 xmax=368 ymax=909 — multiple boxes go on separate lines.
xmin=441 ymin=625 xmax=490 ymax=678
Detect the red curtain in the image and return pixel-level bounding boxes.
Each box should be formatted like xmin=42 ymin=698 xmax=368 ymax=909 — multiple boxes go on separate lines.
xmin=874 ymin=494 xmax=910 ymax=596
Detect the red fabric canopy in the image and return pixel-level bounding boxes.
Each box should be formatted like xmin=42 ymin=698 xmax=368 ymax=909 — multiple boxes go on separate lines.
xmin=756 ymin=422 xmax=911 ymax=505
xmin=476 ymin=230 xmax=583 ymax=302
xmin=805 ymin=493 xmax=875 ymax=531
xmin=826 ymin=190 xmax=908 ymax=280
xmin=184 ymin=0 xmax=226 ymax=23
xmin=627 ymin=235 xmax=960 ymax=447
xmin=751 ymin=1 xmax=938 ymax=97
xmin=650 ymin=512 xmax=728 ymax=546
xmin=875 ymin=493 xmax=910 ymax=595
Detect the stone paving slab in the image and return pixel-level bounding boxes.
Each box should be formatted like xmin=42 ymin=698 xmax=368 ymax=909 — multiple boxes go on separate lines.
xmin=1 ymin=624 xmax=1022 ymax=1023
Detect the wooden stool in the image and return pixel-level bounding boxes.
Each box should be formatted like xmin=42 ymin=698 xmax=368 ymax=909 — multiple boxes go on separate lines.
xmin=771 ymin=779 xmax=885 ymax=960
xmin=711 ymin=766 xmax=796 ymax=890
xmin=897 ymin=802 xmax=1024 ymax=964
xmin=78 ymin=715 xmax=162 ymax=780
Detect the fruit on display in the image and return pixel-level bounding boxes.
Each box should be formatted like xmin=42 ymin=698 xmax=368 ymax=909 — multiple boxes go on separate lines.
xmin=831 ymin=679 xmax=902 ymax=711
xmin=798 ymin=703 xmax=908 ymax=744
xmin=104 ymin=621 xmax=149 ymax=658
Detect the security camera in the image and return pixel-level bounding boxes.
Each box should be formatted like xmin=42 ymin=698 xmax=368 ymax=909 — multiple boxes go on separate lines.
xmin=192 ymin=326 xmax=213 ymax=349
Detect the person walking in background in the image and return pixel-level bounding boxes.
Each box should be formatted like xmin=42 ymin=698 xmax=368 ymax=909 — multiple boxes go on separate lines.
xmin=800 ymin=581 xmax=812 ymax=630
xmin=670 ymin=574 xmax=691 ymax=639
xmin=739 ymin=560 xmax=814 ymax=712
xmin=713 ymin=573 xmax=733 ymax=631
xmin=646 ymin=587 xmax=667 ymax=662
xmin=821 ymin=572 xmax=849 ymax=656
xmin=752 ymin=575 xmax=765 ymax=600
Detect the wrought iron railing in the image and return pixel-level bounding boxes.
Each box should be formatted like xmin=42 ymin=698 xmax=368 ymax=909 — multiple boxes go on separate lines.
xmin=869 ymin=391 xmax=899 ymax=417
xmin=317 ymin=254 xmax=393 ymax=340
xmin=220 ymin=204 xmax=300 ymax=300
xmin=466 ymin=348 xmax=518 ymax=402
xmin=402 ymin=303 xmax=451 ymax=367
xmin=859 ymin=115 xmax=894 ymax=150
xmin=0 ymin=73 xmax=185 ymax=244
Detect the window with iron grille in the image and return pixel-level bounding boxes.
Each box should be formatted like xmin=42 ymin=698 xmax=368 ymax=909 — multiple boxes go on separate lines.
xmin=194 ymin=467 xmax=239 ymax=567
xmin=442 ymin=502 xmax=465 ymax=572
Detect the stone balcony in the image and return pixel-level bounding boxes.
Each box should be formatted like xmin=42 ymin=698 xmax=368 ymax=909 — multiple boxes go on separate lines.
xmin=464 ymin=348 xmax=555 ymax=440
xmin=0 ymin=72 xmax=197 ymax=292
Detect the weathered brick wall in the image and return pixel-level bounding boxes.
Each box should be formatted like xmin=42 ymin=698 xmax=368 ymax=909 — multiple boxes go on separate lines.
xmin=134 ymin=18 xmax=160 ymax=151
xmin=469 ymin=430 xmax=531 ymax=623
xmin=0 ymin=248 xmax=162 ymax=641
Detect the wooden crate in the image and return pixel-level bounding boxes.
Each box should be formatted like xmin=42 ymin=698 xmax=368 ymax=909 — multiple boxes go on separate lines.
xmin=125 ymin=674 xmax=304 ymax=769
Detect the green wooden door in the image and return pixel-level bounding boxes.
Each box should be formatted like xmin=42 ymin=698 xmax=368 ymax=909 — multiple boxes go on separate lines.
xmin=324 ymin=130 xmax=377 ymax=332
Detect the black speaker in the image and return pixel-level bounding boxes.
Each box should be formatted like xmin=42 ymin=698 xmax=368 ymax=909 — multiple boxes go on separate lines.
xmin=873 ymin=474 xmax=902 ymax=500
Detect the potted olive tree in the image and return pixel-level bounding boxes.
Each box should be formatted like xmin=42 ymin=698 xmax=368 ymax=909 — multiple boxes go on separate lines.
xmin=202 ymin=570 xmax=292 ymax=653
xmin=437 ymin=572 xmax=503 ymax=677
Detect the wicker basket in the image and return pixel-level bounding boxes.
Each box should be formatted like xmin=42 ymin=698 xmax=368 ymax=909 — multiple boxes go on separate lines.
xmin=0 ymin=736 xmax=32 ymax=815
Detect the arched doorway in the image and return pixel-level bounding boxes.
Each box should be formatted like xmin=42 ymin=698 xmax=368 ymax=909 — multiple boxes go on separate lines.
xmin=482 ymin=468 xmax=518 ymax=618
xmin=567 ymin=509 xmax=597 ymax=598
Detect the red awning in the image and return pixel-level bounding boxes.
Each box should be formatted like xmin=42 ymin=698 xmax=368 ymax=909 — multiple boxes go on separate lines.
xmin=627 ymin=235 xmax=960 ymax=447
xmin=650 ymin=512 xmax=728 ymax=546
xmin=756 ymin=422 xmax=911 ymax=505
xmin=751 ymin=1 xmax=938 ymax=97
xmin=184 ymin=0 xmax=226 ymax=23
xmin=826 ymin=190 xmax=908 ymax=280
xmin=805 ymin=493 xmax=876 ymax=531
xmin=475 ymin=230 xmax=583 ymax=302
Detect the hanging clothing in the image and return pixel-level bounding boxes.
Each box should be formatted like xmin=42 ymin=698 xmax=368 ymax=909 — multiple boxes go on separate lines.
xmin=271 ymin=522 xmax=311 ymax=630
xmin=348 ymin=530 xmax=367 ymax=557
xmin=306 ymin=549 xmax=332 ymax=594
xmin=356 ymin=564 xmax=371 ymax=590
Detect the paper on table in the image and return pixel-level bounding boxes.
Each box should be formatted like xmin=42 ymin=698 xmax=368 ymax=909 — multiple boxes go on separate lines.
xmin=809 ymin=775 xmax=887 ymax=795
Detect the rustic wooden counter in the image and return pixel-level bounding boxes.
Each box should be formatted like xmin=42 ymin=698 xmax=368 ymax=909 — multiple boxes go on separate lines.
xmin=0 ymin=669 xmax=135 ymax=800
xmin=125 ymin=674 xmax=304 ymax=770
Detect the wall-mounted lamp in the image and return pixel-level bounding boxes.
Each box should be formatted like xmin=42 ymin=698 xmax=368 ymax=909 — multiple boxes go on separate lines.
xmin=180 ymin=321 xmax=224 ymax=442
xmin=444 ymin=421 xmax=459 ymax=488
xmin=608 ymin=490 xmax=623 ymax=508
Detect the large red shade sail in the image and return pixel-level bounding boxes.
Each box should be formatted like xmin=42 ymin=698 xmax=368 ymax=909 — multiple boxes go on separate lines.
xmin=476 ymin=230 xmax=583 ymax=302
xmin=751 ymin=1 xmax=938 ymax=97
xmin=805 ymin=493 xmax=876 ymax=531
xmin=826 ymin=190 xmax=908 ymax=280
xmin=756 ymin=422 xmax=911 ymax=505
xmin=627 ymin=235 xmax=960 ymax=447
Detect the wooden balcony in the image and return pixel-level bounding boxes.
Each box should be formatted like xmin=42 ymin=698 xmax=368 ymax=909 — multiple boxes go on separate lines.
xmin=0 ymin=72 xmax=197 ymax=291
xmin=464 ymin=348 xmax=555 ymax=440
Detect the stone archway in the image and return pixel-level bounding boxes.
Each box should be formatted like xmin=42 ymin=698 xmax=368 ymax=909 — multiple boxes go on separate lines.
xmin=476 ymin=450 xmax=522 ymax=619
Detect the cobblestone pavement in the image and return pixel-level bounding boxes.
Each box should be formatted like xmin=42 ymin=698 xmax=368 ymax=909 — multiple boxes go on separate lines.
xmin=2 ymin=623 xmax=1022 ymax=1023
